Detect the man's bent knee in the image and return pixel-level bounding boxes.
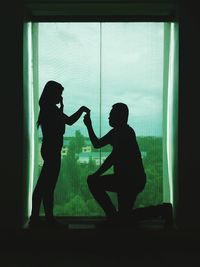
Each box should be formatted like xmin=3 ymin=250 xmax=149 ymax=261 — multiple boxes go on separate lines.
xmin=87 ymin=175 xmax=96 ymax=185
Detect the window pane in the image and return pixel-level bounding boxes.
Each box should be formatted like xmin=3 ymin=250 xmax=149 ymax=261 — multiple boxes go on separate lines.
xmin=36 ymin=22 xmax=164 ymax=216
xmin=101 ymin=23 xmax=164 ymax=208
xmin=38 ymin=23 xmax=102 ymax=216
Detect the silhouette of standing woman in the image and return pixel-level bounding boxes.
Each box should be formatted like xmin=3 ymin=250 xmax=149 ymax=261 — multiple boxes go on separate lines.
xmin=29 ymin=80 xmax=89 ymax=227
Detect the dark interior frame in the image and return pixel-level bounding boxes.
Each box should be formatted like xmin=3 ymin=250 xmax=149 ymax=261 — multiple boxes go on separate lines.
xmin=22 ymin=1 xmax=179 ymax=226
xmin=4 ymin=0 xmax=200 ymax=231
xmin=23 ymin=0 xmax=179 ymax=22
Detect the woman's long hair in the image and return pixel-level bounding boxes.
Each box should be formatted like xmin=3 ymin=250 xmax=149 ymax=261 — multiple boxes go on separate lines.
xmin=37 ymin=80 xmax=64 ymax=128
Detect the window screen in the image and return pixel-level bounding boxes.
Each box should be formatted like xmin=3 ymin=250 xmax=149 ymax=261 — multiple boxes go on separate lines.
xmin=34 ymin=23 xmax=166 ymax=216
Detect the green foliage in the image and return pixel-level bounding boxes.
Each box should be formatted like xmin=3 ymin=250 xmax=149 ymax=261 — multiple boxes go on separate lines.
xmin=75 ymin=130 xmax=85 ymax=153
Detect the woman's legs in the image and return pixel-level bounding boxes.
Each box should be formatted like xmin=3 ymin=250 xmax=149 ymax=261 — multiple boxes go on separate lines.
xmin=30 ymin=154 xmax=61 ymax=223
xmin=43 ymin=157 xmax=61 ymax=222
xmin=30 ymin=165 xmax=49 ymax=222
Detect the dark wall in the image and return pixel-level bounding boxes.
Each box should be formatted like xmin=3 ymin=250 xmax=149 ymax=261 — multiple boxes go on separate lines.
xmin=1 ymin=4 xmax=24 ymax=230
xmin=0 ymin=1 xmax=199 ymax=230
xmin=177 ymin=2 xmax=200 ymax=228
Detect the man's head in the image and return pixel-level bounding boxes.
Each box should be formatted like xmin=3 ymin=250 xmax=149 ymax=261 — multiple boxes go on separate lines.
xmin=109 ymin=103 xmax=129 ymax=128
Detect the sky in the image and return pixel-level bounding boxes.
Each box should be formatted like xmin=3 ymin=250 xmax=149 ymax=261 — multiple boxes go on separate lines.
xmin=38 ymin=22 xmax=164 ymax=137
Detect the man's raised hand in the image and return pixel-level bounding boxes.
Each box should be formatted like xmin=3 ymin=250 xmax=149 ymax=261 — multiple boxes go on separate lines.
xmin=83 ymin=112 xmax=92 ymax=127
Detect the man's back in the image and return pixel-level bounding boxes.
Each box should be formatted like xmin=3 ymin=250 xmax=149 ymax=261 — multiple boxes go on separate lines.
xmin=109 ymin=125 xmax=146 ymax=181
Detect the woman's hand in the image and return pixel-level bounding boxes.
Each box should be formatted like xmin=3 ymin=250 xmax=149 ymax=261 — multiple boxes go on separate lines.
xmin=81 ymin=106 xmax=90 ymax=114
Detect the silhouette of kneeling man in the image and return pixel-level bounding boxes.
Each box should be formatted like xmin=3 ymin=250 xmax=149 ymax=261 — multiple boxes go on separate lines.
xmin=84 ymin=103 xmax=146 ymax=224
xmin=84 ymin=103 xmax=173 ymax=228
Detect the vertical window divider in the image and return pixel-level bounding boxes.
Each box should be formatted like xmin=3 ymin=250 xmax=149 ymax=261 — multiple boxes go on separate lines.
xmin=100 ymin=22 xmax=102 ymax=165
xmin=32 ymin=23 xmax=39 ymax=208
xmin=163 ymin=23 xmax=171 ymax=204
xmin=163 ymin=22 xmax=179 ymax=208
xmin=23 ymin=22 xmax=39 ymax=217
xmin=23 ymin=22 xmax=32 ymax=219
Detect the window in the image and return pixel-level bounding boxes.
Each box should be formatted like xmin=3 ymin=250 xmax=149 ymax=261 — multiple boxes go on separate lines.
xmin=23 ymin=22 xmax=178 ymax=217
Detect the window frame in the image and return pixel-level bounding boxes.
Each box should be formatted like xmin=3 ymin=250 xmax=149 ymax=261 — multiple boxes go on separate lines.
xmin=23 ymin=1 xmax=179 ymax=219
xmin=23 ymin=1 xmax=179 ymax=23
